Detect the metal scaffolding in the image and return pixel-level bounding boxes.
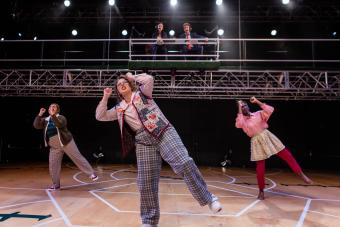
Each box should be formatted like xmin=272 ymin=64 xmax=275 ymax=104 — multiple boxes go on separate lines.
xmin=1 ymin=69 xmax=339 ymax=100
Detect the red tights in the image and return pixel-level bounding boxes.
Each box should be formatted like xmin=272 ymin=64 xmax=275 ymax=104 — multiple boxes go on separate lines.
xmin=256 ymin=148 xmax=302 ymax=190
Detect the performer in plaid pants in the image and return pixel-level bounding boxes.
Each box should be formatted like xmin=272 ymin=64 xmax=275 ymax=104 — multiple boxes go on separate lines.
xmin=96 ymin=73 xmax=222 ymax=227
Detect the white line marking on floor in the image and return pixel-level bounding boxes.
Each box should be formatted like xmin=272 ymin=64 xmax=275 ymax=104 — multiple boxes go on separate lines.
xmin=73 ymin=171 xmax=87 ymax=184
xmin=267 ymin=190 xmax=310 ymax=200
xmin=235 ymin=199 xmax=261 ymax=217
xmin=92 ymin=182 xmax=136 ymax=192
xmin=89 ymin=191 xmax=120 ymax=212
xmin=0 ymin=186 xmax=45 ymax=191
xmin=0 ymin=200 xmax=50 ymax=209
xmin=309 ymin=210 xmax=340 ymax=219
xmin=119 ymin=209 xmax=235 ymax=217
xmin=46 ymin=189 xmax=72 ymax=227
xmin=296 ymin=199 xmax=312 ymax=227
xmin=110 ymin=168 xmax=133 ymax=180
xmin=209 ymin=184 xmax=256 ymax=197
xmin=96 ymin=190 xmax=254 ymax=198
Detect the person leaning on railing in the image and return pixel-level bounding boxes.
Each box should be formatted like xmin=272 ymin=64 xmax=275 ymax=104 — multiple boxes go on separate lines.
xmin=151 ymin=22 xmax=168 ymax=60
xmin=179 ymin=22 xmax=208 ymax=60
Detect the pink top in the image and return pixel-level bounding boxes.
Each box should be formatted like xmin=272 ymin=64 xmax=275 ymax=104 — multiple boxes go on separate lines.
xmin=235 ymin=104 xmax=274 ymax=138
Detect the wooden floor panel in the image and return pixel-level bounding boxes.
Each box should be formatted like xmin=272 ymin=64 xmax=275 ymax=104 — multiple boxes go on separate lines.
xmin=0 ymin=164 xmax=339 ymax=227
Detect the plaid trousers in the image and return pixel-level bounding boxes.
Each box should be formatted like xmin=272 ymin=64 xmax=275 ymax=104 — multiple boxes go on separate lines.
xmin=135 ymin=126 xmax=213 ymax=225
xmin=48 ymin=135 xmax=95 ymax=187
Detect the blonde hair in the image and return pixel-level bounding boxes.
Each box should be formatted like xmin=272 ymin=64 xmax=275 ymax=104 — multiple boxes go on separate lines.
xmin=183 ymin=22 xmax=192 ymax=30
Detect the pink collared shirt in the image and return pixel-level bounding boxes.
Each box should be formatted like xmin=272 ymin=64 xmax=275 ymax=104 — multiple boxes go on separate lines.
xmin=235 ymin=104 xmax=274 ymax=138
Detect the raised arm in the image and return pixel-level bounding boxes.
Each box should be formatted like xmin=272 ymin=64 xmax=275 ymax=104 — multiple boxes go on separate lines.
xmin=126 ymin=72 xmax=154 ymax=98
xmin=33 ymin=108 xmax=46 ymax=129
xmin=235 ymin=100 xmax=245 ymax=128
xmin=95 ymin=87 xmax=118 ymax=121
xmin=250 ymin=96 xmax=274 ymax=121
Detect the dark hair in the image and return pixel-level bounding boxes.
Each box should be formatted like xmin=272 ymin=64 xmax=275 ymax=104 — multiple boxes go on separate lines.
xmin=238 ymin=100 xmax=246 ymax=105
xmin=50 ymin=103 xmax=60 ymax=113
xmin=236 ymin=100 xmax=249 ymax=109
xmin=114 ymin=74 xmax=137 ymax=101
xmin=155 ymin=22 xmax=164 ymax=35
xmin=156 ymin=21 xmax=163 ymax=27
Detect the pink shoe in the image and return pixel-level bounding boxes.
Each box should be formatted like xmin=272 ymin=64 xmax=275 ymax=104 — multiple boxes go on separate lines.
xmin=47 ymin=185 xmax=60 ymax=190
xmin=298 ymin=172 xmax=313 ymax=184
xmin=90 ymin=174 xmax=98 ymax=181
xmin=257 ymin=191 xmax=265 ymax=200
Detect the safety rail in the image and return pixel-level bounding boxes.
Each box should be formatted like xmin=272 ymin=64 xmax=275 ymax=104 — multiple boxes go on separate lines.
xmin=0 ymin=38 xmax=340 ymax=69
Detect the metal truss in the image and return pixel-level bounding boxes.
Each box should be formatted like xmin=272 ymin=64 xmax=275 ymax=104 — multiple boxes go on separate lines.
xmin=1 ymin=69 xmax=339 ymax=100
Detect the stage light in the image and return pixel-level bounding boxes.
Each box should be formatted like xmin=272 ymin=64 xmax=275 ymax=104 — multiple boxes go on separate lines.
xmin=170 ymin=0 xmax=177 ymax=6
xmin=217 ymin=29 xmax=224 ymax=36
xmin=122 ymin=29 xmax=128 ymax=36
xmin=33 ymin=36 xmax=37 ymax=40
xmin=282 ymin=0 xmax=289 ymax=5
xmin=108 ymin=0 xmax=115 ymax=6
xmin=1 ymin=38 xmax=4 ymax=41
xmin=332 ymin=32 xmax=337 ymax=36
xmin=72 ymin=29 xmax=78 ymax=36
xmin=169 ymin=30 xmax=175 ymax=36
xmin=64 ymin=0 xmax=71 ymax=7
xmin=18 ymin=32 xmax=22 ymax=37
xmin=271 ymin=29 xmax=277 ymax=36
xmin=216 ymin=0 xmax=223 ymax=6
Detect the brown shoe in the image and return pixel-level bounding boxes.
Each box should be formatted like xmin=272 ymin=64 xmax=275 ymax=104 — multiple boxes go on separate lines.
xmin=257 ymin=191 xmax=265 ymax=200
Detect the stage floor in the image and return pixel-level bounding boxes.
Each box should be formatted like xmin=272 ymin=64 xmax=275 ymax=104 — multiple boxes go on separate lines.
xmin=0 ymin=163 xmax=339 ymax=227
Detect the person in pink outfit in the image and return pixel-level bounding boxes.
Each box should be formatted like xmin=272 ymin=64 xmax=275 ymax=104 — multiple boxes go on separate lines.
xmin=235 ymin=96 xmax=312 ymax=200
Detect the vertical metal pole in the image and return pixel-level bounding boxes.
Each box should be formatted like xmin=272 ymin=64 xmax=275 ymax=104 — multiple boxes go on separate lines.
xmin=216 ymin=38 xmax=220 ymax=60
xmin=29 ymin=70 xmax=32 ymax=86
xmin=238 ymin=0 xmax=242 ymax=70
xmin=107 ymin=6 xmax=112 ymax=69
xmin=129 ymin=38 xmax=132 ymax=61
xmin=40 ymin=41 xmax=44 ymax=67
xmin=311 ymin=41 xmax=315 ymax=68
xmin=99 ymin=70 xmax=102 ymax=87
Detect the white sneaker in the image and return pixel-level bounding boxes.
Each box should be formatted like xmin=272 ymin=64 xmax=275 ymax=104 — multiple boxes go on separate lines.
xmin=141 ymin=224 xmax=154 ymax=227
xmin=208 ymin=194 xmax=222 ymax=213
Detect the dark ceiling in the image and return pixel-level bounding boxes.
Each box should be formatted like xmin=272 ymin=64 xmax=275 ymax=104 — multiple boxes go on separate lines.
xmin=1 ymin=0 xmax=340 ymax=39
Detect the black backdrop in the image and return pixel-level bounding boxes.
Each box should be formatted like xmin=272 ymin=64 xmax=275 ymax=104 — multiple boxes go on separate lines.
xmin=0 ymin=97 xmax=339 ymax=170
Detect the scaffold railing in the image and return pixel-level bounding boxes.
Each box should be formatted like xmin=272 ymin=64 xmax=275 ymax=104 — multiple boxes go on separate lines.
xmin=0 ymin=69 xmax=339 ymax=100
xmin=1 ymin=38 xmax=340 ymax=69
xmin=0 ymin=38 xmax=340 ymax=100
